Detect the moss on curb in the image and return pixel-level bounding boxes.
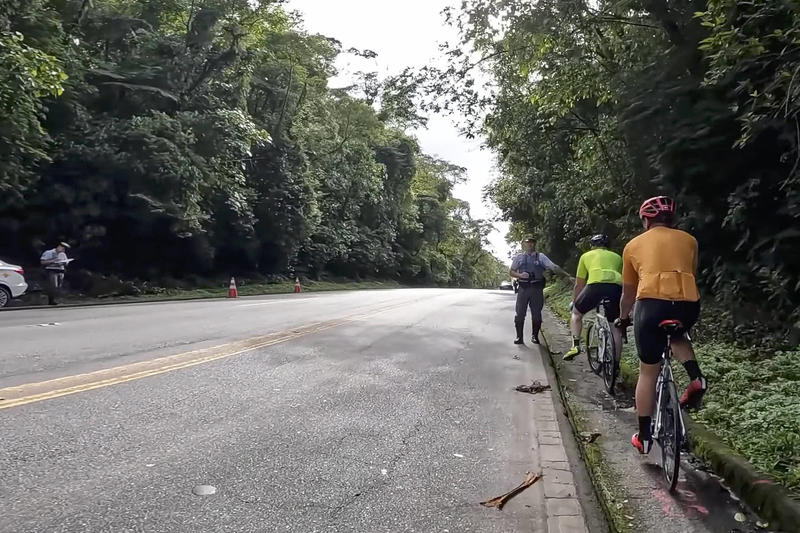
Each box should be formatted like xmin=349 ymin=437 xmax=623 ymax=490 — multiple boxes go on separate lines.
xmin=685 ymin=418 xmax=800 ymax=532
xmin=541 ymin=330 xmax=632 ymax=533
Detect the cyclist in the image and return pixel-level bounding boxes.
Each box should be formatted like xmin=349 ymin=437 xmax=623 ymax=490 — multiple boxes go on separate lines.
xmin=616 ymin=196 xmax=707 ymax=454
xmin=563 ymin=234 xmax=623 ymax=362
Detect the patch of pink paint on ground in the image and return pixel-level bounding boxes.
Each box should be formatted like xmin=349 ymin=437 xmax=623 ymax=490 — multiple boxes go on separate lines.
xmin=653 ymin=486 xmax=710 ymax=519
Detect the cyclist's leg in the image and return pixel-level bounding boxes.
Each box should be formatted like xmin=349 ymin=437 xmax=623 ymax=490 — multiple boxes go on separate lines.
xmin=671 ymin=301 xmax=706 ymax=407
xmin=572 ymin=284 xmax=597 ymax=339
xmin=669 ymin=300 xmax=700 ymax=364
xmin=569 ymin=308 xmax=583 ymax=342
xmin=636 ymin=362 xmax=660 ymax=433
xmin=670 ymin=337 xmax=695 ymax=363
xmin=632 ymin=299 xmax=666 ymax=450
xmin=566 ymin=285 xmax=595 ymax=359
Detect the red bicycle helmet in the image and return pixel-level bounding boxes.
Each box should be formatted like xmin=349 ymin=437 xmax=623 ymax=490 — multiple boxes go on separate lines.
xmin=639 ymin=196 xmax=675 ymax=220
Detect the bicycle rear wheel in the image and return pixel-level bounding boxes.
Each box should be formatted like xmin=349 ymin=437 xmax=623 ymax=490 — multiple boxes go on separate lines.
xmin=586 ymin=321 xmax=601 ymax=374
xmin=658 ymin=378 xmax=682 ymax=492
xmin=601 ymin=323 xmax=618 ymax=394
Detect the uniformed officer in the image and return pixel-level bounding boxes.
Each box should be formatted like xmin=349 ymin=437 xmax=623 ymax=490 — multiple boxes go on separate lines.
xmin=509 ymin=237 xmax=570 ymax=344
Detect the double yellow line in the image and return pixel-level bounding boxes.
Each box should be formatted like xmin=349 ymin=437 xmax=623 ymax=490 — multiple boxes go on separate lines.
xmin=0 ymin=300 xmax=408 ymax=411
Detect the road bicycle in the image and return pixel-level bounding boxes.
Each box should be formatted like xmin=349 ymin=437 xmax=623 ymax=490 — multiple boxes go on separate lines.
xmin=651 ymin=319 xmax=688 ymax=492
xmin=585 ymin=298 xmax=618 ymax=394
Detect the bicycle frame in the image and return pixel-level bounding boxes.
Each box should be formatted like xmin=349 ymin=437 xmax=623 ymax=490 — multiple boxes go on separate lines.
xmin=594 ymin=299 xmax=612 ymax=356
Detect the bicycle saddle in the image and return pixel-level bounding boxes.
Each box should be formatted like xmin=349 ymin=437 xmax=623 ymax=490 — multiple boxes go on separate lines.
xmin=658 ymin=319 xmax=684 ymax=332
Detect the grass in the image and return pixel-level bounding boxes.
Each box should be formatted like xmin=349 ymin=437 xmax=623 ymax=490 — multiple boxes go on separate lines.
xmin=544 ymin=278 xmax=800 ymax=495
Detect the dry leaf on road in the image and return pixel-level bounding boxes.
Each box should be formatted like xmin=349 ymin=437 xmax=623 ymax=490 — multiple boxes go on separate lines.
xmin=514 ymin=381 xmax=551 ymax=394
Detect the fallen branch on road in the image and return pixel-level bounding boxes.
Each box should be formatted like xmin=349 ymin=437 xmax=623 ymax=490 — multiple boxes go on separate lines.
xmin=480 ymin=471 xmax=542 ymax=510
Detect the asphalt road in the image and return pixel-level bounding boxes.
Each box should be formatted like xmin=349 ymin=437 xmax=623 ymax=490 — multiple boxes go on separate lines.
xmin=0 ymin=289 xmax=591 ymax=532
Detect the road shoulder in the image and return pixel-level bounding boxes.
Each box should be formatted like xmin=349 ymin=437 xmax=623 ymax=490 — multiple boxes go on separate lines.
xmin=531 ymin=341 xmax=609 ymax=533
xmin=539 ymin=305 xmax=765 ymax=533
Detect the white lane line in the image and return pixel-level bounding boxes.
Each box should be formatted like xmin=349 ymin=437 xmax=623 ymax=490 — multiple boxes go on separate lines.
xmin=237 ymin=299 xmax=312 ymax=307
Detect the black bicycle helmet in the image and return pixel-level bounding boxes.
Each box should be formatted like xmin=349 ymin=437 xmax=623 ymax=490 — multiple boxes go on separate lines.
xmin=590 ymin=234 xmax=610 ymax=247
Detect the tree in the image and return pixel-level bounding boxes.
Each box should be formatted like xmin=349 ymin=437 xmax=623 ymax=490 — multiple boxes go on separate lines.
xmin=0 ymin=0 xmax=505 ymax=291
xmin=424 ymin=0 xmax=800 ymax=337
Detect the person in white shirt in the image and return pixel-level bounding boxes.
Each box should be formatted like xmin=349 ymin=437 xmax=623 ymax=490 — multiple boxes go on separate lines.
xmin=40 ymin=242 xmax=71 ymax=305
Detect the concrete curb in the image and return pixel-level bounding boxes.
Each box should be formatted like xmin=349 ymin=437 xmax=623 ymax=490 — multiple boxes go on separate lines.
xmin=685 ymin=418 xmax=800 ymax=532
xmin=539 ymin=328 xmax=628 ymax=533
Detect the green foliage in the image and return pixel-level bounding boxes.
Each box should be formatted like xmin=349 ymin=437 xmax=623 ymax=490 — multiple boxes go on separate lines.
xmin=696 ymin=345 xmax=800 ymax=492
xmin=429 ymin=0 xmax=800 ymax=342
xmin=0 ymin=0 xmax=503 ymax=289
xmin=0 ymin=31 xmax=66 ymax=203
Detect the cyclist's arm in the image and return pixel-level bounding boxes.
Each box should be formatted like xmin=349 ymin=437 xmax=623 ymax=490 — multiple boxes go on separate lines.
xmin=572 ymin=277 xmax=587 ymax=303
xmin=620 ymin=283 xmax=636 ymax=321
xmin=572 ymin=253 xmax=588 ymax=301
xmin=619 ymin=244 xmax=638 ymax=320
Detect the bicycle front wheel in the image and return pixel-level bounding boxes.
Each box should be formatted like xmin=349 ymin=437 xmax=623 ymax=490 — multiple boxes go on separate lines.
xmin=586 ymin=321 xmax=601 ymax=374
xmin=601 ymin=324 xmax=617 ymax=394
xmin=659 ymin=379 xmax=682 ymax=492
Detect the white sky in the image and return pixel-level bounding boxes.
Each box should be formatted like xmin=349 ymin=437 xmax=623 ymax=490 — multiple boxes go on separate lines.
xmin=286 ymin=0 xmax=514 ymax=263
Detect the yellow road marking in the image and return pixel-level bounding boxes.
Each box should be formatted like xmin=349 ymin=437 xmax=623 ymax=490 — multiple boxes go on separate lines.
xmin=0 ymin=300 xmax=408 ymax=411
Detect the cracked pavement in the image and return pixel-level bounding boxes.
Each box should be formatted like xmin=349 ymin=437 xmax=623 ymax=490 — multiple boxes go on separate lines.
xmin=1 ymin=289 xmax=600 ymax=532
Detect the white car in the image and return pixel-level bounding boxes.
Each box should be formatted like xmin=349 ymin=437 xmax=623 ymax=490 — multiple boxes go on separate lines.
xmin=0 ymin=259 xmax=28 ymax=307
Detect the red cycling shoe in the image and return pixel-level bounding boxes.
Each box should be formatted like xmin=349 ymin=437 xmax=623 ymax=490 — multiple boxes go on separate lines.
xmin=631 ymin=433 xmax=653 ymax=454
xmin=679 ymin=377 xmax=707 ymax=409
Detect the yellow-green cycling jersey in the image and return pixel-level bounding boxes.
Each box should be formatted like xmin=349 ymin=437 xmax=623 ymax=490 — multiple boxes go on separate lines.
xmin=576 ymin=248 xmax=623 ymax=285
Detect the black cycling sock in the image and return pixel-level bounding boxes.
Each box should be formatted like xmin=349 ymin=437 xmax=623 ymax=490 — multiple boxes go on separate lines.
xmin=638 ymin=416 xmax=652 ymax=441
xmin=683 ymin=360 xmax=702 ymax=381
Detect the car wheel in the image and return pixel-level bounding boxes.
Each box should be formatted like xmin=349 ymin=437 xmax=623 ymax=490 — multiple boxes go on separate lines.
xmin=0 ymin=286 xmax=11 ymax=307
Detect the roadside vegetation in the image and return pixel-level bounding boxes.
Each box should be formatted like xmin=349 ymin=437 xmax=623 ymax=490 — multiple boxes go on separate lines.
xmin=0 ymin=0 xmax=506 ymax=291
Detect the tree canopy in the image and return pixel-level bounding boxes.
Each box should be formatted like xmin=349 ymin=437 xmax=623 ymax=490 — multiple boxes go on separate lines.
xmin=0 ymin=0 xmax=506 ymax=289
xmin=426 ymin=0 xmax=800 ymax=342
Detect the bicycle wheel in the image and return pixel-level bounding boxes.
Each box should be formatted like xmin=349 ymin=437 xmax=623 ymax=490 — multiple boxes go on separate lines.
xmin=601 ymin=323 xmax=618 ymax=394
xmin=658 ymin=378 xmax=682 ymax=492
xmin=586 ymin=321 xmax=601 ymax=374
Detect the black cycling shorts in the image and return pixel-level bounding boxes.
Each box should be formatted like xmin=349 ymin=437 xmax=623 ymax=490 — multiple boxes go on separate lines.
xmin=633 ymin=298 xmax=700 ymax=365
xmin=574 ymin=283 xmax=622 ymax=321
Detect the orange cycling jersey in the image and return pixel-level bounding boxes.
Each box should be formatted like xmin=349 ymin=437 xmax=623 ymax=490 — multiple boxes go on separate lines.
xmin=621 ymin=226 xmax=699 ymax=302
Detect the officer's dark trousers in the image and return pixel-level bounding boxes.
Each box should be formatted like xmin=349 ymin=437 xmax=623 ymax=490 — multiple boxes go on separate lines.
xmin=515 ymin=283 xmax=544 ymax=338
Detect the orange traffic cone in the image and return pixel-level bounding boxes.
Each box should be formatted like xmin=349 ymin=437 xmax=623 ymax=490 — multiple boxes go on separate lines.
xmin=293 ymin=277 xmax=302 ymax=293
xmin=228 ymin=277 xmax=238 ymax=298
